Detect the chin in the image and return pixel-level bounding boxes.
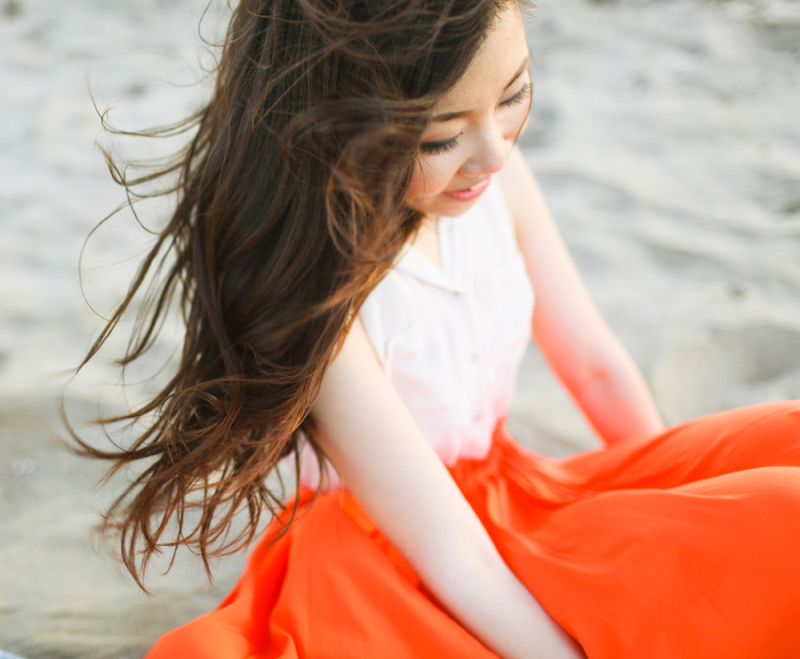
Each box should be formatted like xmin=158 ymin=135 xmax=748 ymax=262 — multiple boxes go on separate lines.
xmin=414 ymin=194 xmax=482 ymax=219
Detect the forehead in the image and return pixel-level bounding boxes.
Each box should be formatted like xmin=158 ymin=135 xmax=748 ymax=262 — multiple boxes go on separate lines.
xmin=433 ymin=5 xmax=527 ymax=111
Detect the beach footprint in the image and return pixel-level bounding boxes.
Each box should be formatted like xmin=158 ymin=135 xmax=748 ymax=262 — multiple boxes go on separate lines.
xmin=651 ymin=323 xmax=800 ymax=424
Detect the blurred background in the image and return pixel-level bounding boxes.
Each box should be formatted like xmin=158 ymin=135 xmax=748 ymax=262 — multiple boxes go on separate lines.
xmin=1 ymin=0 xmax=798 ymax=656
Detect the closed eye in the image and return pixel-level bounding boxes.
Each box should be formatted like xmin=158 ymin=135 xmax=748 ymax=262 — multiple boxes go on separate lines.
xmin=500 ymin=82 xmax=532 ymax=108
xmin=420 ymin=81 xmax=531 ymax=155
xmin=419 ymin=135 xmax=460 ymax=155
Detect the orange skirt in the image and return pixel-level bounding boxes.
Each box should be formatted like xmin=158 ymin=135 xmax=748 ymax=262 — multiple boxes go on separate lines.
xmin=148 ymin=402 xmax=800 ymax=658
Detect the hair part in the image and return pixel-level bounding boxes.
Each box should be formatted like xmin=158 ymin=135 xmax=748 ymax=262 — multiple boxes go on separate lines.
xmin=67 ymin=0 xmax=517 ymax=588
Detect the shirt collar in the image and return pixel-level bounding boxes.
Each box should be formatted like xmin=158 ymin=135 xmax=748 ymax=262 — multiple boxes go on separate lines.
xmin=394 ymin=244 xmax=463 ymax=293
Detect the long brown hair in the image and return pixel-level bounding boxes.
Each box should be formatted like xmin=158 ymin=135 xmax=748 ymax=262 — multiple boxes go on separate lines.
xmin=69 ymin=0 xmax=515 ymax=587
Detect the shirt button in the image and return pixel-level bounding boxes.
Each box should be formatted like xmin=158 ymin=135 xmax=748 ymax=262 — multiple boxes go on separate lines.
xmin=470 ymin=351 xmax=479 ymax=362
xmin=473 ymin=412 xmax=482 ymax=423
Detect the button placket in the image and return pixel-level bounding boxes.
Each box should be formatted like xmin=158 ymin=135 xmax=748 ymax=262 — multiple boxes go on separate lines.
xmin=459 ymin=288 xmax=488 ymax=429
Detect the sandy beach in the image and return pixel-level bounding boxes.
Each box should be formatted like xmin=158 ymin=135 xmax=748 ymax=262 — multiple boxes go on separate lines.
xmin=1 ymin=0 xmax=799 ymax=656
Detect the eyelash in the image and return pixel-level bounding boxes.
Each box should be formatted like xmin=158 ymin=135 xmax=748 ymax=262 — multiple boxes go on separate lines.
xmin=419 ymin=82 xmax=533 ymax=156
xmin=501 ymin=82 xmax=532 ymax=108
xmin=419 ymin=137 xmax=460 ymax=156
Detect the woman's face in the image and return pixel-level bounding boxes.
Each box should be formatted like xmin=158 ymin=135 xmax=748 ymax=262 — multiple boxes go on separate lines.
xmin=406 ymin=4 xmax=531 ymax=219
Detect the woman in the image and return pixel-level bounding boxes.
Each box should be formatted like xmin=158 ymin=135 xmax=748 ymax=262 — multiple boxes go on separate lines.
xmin=72 ymin=1 xmax=800 ymax=657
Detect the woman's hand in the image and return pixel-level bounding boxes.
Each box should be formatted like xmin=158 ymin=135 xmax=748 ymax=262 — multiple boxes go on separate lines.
xmin=544 ymin=627 xmax=589 ymax=659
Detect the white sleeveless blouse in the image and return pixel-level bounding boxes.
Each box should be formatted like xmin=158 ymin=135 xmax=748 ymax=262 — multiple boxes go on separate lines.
xmin=299 ymin=179 xmax=535 ymax=487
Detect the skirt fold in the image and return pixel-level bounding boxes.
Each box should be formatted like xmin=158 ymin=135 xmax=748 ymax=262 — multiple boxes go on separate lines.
xmin=147 ymin=402 xmax=800 ymax=658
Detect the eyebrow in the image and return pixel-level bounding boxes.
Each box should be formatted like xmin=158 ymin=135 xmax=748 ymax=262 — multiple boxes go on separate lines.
xmin=431 ymin=54 xmax=531 ymax=123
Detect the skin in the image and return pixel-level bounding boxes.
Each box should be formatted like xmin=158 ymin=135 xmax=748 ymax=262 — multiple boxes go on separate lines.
xmin=313 ymin=4 xmax=663 ymax=658
xmin=408 ymin=4 xmax=663 ymax=444
xmin=499 ymin=148 xmax=665 ymax=444
xmin=405 ymin=19 xmax=532 ymax=220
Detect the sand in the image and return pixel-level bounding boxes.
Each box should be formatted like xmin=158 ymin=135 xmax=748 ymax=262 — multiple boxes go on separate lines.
xmin=1 ymin=0 xmax=799 ymax=656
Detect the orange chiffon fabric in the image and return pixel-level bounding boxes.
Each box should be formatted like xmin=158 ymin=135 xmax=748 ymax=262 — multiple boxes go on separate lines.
xmin=147 ymin=402 xmax=800 ymax=658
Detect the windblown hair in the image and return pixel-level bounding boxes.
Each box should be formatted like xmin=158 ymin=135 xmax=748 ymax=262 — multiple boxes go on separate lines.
xmin=71 ymin=0 xmax=514 ymax=586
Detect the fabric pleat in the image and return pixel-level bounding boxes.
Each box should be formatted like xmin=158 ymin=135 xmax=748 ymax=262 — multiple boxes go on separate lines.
xmin=147 ymin=401 xmax=800 ymax=659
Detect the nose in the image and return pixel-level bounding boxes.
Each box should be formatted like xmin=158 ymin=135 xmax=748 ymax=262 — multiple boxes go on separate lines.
xmin=460 ymin=121 xmax=511 ymax=177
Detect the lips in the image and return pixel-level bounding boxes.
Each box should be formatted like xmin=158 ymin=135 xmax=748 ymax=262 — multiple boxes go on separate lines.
xmin=444 ymin=176 xmax=492 ymax=202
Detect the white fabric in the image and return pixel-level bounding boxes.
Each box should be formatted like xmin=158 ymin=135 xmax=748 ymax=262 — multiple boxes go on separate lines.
xmin=299 ymin=179 xmax=535 ymax=488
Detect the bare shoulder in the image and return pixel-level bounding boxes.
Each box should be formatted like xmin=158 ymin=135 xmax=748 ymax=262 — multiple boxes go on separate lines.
xmin=497 ymin=146 xmax=535 ymax=231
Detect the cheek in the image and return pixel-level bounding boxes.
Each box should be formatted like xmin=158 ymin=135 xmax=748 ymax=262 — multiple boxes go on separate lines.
xmin=516 ymin=109 xmax=530 ymax=138
xmin=405 ymin=158 xmax=458 ymax=209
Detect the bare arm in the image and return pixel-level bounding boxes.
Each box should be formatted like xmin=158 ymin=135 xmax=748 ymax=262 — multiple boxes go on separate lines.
xmin=312 ymin=321 xmax=585 ymax=659
xmin=499 ymin=147 xmax=665 ymax=445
